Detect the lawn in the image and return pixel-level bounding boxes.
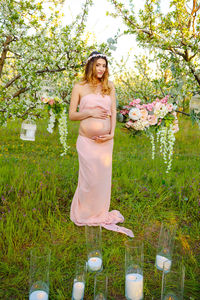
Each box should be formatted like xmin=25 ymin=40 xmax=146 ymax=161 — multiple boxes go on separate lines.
xmin=0 ymin=116 xmax=200 ymax=299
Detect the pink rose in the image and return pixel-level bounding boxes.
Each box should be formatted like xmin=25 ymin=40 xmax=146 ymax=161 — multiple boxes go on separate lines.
xmin=120 ymin=109 xmax=129 ymax=115
xmin=129 ymin=98 xmax=141 ymax=106
xmin=126 ymin=120 xmax=134 ymax=128
xmin=48 ymin=99 xmax=55 ymax=106
xmin=148 ymin=114 xmax=158 ymax=125
xmin=146 ymin=103 xmax=154 ymax=111
xmin=166 ymin=103 xmax=173 ymax=112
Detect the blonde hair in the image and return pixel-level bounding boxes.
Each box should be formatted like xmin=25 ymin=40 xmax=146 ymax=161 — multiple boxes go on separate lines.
xmin=81 ymin=53 xmax=111 ymax=95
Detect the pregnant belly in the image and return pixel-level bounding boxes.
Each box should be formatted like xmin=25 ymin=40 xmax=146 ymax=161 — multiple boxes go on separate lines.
xmin=79 ymin=117 xmax=111 ymax=138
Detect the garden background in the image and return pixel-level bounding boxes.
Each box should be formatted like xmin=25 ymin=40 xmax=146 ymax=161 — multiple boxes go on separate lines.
xmin=0 ymin=0 xmax=200 ymax=299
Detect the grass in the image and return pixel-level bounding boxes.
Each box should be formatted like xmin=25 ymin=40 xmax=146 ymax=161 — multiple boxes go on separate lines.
xmin=0 ymin=116 xmax=200 ymax=299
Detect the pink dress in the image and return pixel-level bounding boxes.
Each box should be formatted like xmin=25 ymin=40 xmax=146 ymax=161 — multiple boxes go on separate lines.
xmin=70 ymin=93 xmax=134 ymax=237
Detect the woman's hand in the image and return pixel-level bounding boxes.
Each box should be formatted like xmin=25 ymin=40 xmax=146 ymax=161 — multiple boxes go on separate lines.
xmin=92 ymin=134 xmax=114 ymax=143
xmin=89 ymin=107 xmax=109 ymax=119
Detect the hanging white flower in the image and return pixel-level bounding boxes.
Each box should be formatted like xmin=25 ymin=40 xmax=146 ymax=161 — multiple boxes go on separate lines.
xmin=58 ymin=107 xmax=70 ymax=156
xmin=149 ymin=132 xmax=155 ymax=160
xmin=47 ymin=109 xmax=56 ymax=133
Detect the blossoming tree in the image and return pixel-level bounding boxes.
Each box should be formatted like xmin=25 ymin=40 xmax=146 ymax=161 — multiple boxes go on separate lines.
xmin=110 ymin=0 xmax=200 ymax=89
xmin=0 ymin=0 xmax=109 ymax=127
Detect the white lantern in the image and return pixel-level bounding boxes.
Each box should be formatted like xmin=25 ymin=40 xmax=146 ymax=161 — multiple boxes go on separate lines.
xmin=190 ymin=94 xmax=200 ymax=114
xmin=20 ymin=119 xmax=37 ymax=141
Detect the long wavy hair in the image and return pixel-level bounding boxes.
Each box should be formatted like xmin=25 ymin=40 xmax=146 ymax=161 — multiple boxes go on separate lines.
xmin=81 ymin=51 xmax=111 ymax=95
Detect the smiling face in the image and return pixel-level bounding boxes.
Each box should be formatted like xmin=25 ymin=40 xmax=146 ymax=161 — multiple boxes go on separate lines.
xmin=95 ymin=58 xmax=107 ymax=79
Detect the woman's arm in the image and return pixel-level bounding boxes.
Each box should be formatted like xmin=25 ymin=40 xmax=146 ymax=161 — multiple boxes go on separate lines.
xmin=69 ymin=84 xmax=91 ymax=121
xmin=109 ymin=82 xmax=117 ymax=137
xmin=94 ymin=82 xmax=116 ymax=143
xmin=69 ymin=84 xmax=108 ymax=121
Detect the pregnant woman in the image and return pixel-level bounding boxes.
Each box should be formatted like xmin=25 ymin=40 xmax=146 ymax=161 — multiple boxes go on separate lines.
xmin=69 ymin=51 xmax=134 ymax=237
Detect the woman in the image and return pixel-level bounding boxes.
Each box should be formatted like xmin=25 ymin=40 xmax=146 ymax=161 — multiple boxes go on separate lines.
xmin=69 ymin=51 xmax=134 ymax=237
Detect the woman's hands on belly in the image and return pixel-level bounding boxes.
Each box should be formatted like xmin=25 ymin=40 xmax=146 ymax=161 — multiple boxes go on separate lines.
xmin=79 ymin=117 xmax=111 ymax=139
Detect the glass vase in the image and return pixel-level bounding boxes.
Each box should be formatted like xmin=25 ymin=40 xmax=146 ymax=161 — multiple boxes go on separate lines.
xmin=125 ymin=239 xmax=144 ymax=300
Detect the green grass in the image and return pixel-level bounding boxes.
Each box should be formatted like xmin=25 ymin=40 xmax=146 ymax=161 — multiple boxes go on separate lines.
xmin=0 ymin=116 xmax=200 ymax=299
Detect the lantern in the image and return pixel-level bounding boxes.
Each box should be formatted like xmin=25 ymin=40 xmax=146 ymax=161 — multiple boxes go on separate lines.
xmin=20 ymin=119 xmax=37 ymax=141
xmin=190 ymin=94 xmax=200 ymax=114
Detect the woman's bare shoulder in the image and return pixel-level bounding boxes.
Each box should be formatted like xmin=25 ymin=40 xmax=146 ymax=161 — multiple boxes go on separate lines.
xmin=73 ymin=81 xmax=87 ymax=91
xmin=108 ymin=80 xmax=115 ymax=89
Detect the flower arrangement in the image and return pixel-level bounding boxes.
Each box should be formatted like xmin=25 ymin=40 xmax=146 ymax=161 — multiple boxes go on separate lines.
xmin=41 ymin=95 xmax=69 ymax=156
xmin=120 ymin=96 xmax=179 ymax=173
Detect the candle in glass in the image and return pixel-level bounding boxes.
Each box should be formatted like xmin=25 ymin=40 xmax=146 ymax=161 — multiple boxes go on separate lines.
xmin=72 ymin=281 xmax=85 ymax=300
xmin=85 ymin=226 xmax=103 ymax=272
xmin=125 ymin=240 xmax=144 ymax=300
xmin=125 ymin=273 xmax=143 ymax=300
xmin=88 ymin=256 xmax=102 ymax=272
xmin=29 ymin=290 xmax=48 ymax=300
xmin=156 ymin=255 xmax=172 ymax=272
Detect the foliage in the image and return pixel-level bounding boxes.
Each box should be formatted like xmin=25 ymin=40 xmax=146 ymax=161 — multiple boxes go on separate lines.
xmin=114 ymin=53 xmax=196 ymax=113
xmin=0 ymin=118 xmax=200 ymax=299
xmin=0 ymin=0 xmax=111 ymax=125
xmin=110 ymin=0 xmax=200 ymax=93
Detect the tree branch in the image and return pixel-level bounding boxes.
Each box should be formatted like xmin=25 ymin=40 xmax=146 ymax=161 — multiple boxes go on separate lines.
xmin=0 ymin=36 xmax=13 ymax=77
xmin=4 ymin=74 xmax=21 ymax=89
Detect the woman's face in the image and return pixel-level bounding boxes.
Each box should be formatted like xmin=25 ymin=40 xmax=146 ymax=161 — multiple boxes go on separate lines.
xmin=95 ymin=58 xmax=107 ymax=79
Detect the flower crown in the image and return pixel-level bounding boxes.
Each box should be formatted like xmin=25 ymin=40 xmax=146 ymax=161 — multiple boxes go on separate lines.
xmin=86 ymin=53 xmax=107 ymax=64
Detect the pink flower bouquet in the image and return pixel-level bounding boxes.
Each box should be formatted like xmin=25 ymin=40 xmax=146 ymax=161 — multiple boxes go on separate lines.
xmin=120 ymin=96 xmax=179 ymax=134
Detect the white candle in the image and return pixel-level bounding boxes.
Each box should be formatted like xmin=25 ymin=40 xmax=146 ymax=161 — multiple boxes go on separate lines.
xmin=88 ymin=257 xmax=102 ymax=271
xmin=125 ymin=273 xmax=143 ymax=300
xmin=156 ymin=255 xmax=172 ymax=272
xmin=72 ymin=281 xmax=85 ymax=300
xmin=29 ymin=290 xmax=48 ymax=300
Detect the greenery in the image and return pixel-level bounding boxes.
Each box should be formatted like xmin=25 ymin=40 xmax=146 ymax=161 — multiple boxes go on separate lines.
xmin=0 ymin=116 xmax=200 ymax=299
xmin=0 ymin=0 xmax=110 ymax=125
xmin=110 ymin=0 xmax=200 ymax=87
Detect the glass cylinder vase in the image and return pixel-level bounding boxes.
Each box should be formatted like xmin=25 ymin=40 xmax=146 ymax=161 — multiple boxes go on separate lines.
xmin=29 ymin=247 xmax=51 ymax=300
xmin=72 ymin=261 xmax=86 ymax=300
xmin=125 ymin=239 xmax=144 ymax=300
xmin=155 ymin=223 xmax=177 ymax=273
xmin=161 ymin=258 xmax=185 ymax=300
xmin=85 ymin=226 xmax=103 ymax=273
xmin=94 ymin=272 xmax=108 ymax=300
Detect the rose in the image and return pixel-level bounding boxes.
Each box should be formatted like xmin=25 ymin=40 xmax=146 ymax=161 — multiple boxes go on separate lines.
xmin=148 ymin=114 xmax=158 ymax=125
xmin=125 ymin=120 xmax=134 ymax=128
xmin=48 ymin=99 xmax=55 ymax=106
xmin=132 ymin=119 xmax=149 ymax=130
xmin=154 ymin=102 xmax=168 ymax=118
xmin=129 ymin=107 xmax=141 ymax=121
xmin=41 ymin=97 xmax=49 ymax=104
xmin=129 ymin=98 xmax=141 ymax=106
xmin=166 ymin=103 xmax=173 ymax=112
xmin=140 ymin=109 xmax=148 ymax=120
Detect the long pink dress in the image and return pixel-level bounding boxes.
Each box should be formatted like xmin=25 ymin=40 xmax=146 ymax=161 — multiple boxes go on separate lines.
xmin=70 ymin=93 xmax=134 ymax=237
